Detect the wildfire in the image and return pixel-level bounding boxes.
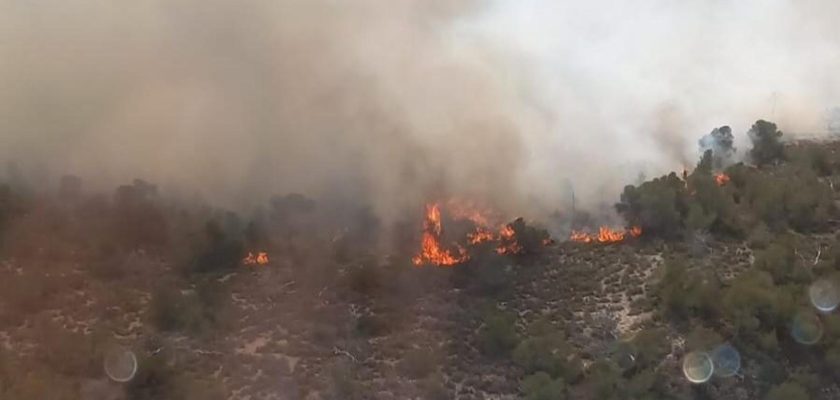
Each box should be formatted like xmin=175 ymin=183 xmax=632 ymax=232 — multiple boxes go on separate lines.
xmin=468 ymin=227 xmax=496 ymax=244
xmin=597 ymin=226 xmax=625 ymax=243
xmin=412 ymin=203 xmax=469 ymax=267
xmin=570 ymin=230 xmax=593 ymax=243
xmin=570 ymin=226 xmax=642 ymax=244
xmin=243 ymin=251 xmax=269 ymax=266
xmin=714 ymin=172 xmax=730 ymax=186
xmin=496 ymin=224 xmax=524 ymax=255
xmin=411 ymin=201 xmax=544 ymax=266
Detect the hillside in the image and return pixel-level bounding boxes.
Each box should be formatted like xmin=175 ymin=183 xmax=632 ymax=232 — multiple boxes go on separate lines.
xmin=3 ymin=122 xmax=840 ymax=399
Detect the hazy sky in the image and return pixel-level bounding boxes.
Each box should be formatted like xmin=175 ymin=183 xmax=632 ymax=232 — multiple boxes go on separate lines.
xmin=1 ymin=0 xmax=838 ymax=219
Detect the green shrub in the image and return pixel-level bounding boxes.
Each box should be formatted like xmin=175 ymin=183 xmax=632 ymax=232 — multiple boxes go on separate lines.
xmin=512 ymin=326 xmax=581 ymax=382
xmin=656 ymin=258 xmax=721 ymax=320
xmin=477 ymin=309 xmax=519 ymax=358
xmin=521 ymin=372 xmax=566 ymax=400
xmin=616 ymin=173 xmax=686 ymax=237
xmin=748 ymin=120 xmax=785 ymax=166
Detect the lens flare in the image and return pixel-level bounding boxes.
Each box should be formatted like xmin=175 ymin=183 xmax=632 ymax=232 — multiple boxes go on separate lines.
xmin=791 ymin=311 xmax=823 ymax=345
xmin=809 ymin=278 xmax=840 ymax=313
xmin=682 ymin=352 xmax=714 ymax=384
xmin=711 ymin=344 xmax=741 ymax=378
xmin=103 ymin=346 xmax=138 ymax=383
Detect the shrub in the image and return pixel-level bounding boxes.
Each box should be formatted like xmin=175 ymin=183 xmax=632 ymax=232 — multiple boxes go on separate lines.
xmin=477 ymin=309 xmax=519 ymax=358
xmin=505 ymin=218 xmax=552 ymax=255
xmin=521 ymin=372 xmax=566 ymax=400
xmin=765 ymin=381 xmax=810 ymax=400
xmin=112 ymin=179 xmax=168 ymax=248
xmin=512 ymin=326 xmax=581 ymax=382
xmin=355 ymin=314 xmax=391 ymax=337
xmin=698 ymin=126 xmax=736 ymax=169
xmin=127 ymin=356 xmax=179 ymax=400
xmin=616 ymin=173 xmax=687 ymax=237
xmin=656 ymin=258 xmax=721 ymax=321
xmin=150 ymin=281 xmax=228 ymax=335
xmin=722 ymin=270 xmax=795 ymax=337
xmin=753 ymin=239 xmax=806 ymax=284
xmin=190 ymin=220 xmax=244 ymax=275
xmin=748 ymin=120 xmax=785 ymax=166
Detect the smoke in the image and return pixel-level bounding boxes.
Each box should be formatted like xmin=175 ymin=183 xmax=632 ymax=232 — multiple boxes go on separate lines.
xmin=1 ymin=0 xmax=839 ymax=221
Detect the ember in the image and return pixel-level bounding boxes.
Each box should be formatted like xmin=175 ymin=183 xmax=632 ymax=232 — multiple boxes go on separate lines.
xmin=715 ymin=172 xmax=730 ymax=186
xmin=496 ymin=224 xmax=524 ymax=255
xmin=243 ymin=251 xmax=269 ymax=266
xmin=467 ymin=227 xmax=496 ymax=244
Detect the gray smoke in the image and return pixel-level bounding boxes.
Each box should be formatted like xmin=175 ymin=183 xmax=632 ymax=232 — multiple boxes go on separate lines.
xmin=1 ymin=0 xmax=839 ymax=222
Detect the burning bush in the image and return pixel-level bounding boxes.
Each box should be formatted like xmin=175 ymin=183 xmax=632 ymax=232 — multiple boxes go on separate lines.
xmin=411 ymin=201 xmax=552 ymax=267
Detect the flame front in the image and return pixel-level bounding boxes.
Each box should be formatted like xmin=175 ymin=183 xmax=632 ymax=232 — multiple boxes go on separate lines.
xmin=411 ymin=201 xmax=545 ymax=265
xmin=570 ymin=230 xmax=593 ymax=243
xmin=715 ymin=172 xmax=730 ymax=186
xmin=468 ymin=227 xmax=496 ymax=244
xmin=243 ymin=251 xmax=270 ymax=266
xmin=570 ymin=226 xmax=641 ymax=244
xmin=412 ymin=203 xmax=469 ymax=267
xmin=597 ymin=226 xmax=625 ymax=243
xmin=496 ymin=224 xmax=524 ymax=255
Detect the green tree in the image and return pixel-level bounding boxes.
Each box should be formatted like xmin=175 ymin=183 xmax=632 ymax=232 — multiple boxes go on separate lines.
xmin=616 ymin=173 xmax=687 ymax=236
xmin=749 ymin=120 xmax=785 ymax=166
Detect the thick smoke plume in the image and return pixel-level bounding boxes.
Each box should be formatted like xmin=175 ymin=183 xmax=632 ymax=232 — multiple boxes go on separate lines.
xmin=1 ymin=0 xmax=839 ymax=222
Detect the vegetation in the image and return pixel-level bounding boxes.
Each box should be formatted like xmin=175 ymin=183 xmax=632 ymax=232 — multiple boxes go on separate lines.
xmin=5 ymin=118 xmax=840 ymax=398
xmin=477 ymin=308 xmax=519 ymax=357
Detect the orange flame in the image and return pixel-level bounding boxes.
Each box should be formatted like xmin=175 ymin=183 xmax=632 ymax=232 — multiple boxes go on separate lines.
xmin=243 ymin=251 xmax=269 ymax=266
xmin=412 ymin=203 xmax=469 ymax=267
xmin=570 ymin=226 xmax=642 ymax=244
xmin=597 ymin=226 xmax=625 ymax=243
xmin=496 ymin=224 xmax=524 ymax=255
xmin=412 ymin=201 xmax=547 ymax=264
xmin=570 ymin=230 xmax=593 ymax=243
xmin=714 ymin=172 xmax=730 ymax=186
xmin=468 ymin=227 xmax=496 ymax=244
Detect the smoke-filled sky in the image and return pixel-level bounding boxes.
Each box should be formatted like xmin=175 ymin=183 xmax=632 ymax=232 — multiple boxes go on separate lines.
xmin=1 ymin=0 xmax=838 ymax=220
